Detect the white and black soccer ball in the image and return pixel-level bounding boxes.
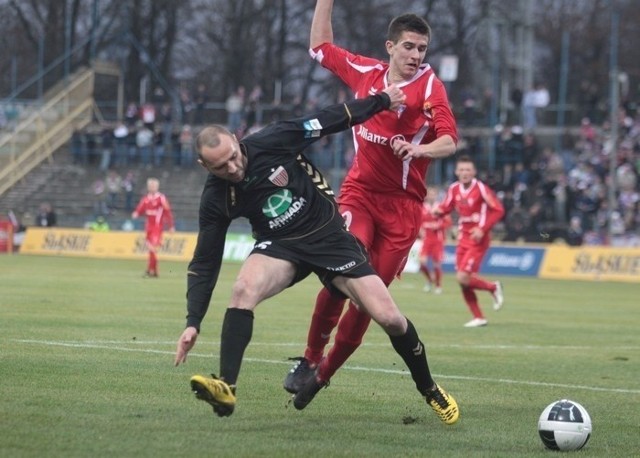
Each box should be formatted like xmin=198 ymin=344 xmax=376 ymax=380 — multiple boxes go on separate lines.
xmin=538 ymin=399 xmax=592 ymax=451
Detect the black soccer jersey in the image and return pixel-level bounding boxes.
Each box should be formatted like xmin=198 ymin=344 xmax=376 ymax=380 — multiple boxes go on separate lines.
xmin=185 ymin=93 xmax=391 ymax=330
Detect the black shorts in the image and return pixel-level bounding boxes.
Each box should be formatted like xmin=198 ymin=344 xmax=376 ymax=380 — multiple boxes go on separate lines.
xmin=250 ymin=227 xmax=376 ymax=297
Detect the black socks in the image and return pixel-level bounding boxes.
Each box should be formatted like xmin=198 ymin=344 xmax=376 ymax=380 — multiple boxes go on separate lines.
xmin=388 ymin=318 xmax=435 ymax=395
xmin=219 ymin=308 xmax=254 ymax=386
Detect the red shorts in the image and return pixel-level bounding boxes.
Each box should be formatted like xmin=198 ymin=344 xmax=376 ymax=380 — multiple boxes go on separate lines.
xmin=338 ymin=189 xmax=422 ymax=284
xmin=419 ymin=241 xmax=444 ymax=263
xmin=455 ymin=238 xmax=490 ymax=274
xmin=146 ymin=229 xmax=163 ymax=247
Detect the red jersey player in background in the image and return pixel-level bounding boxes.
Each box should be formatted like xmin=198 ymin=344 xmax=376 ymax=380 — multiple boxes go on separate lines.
xmin=419 ymin=186 xmax=452 ymax=294
xmin=132 ymin=177 xmax=175 ymax=277
xmin=287 ymin=0 xmax=457 ymax=410
xmin=434 ymin=155 xmax=505 ymax=327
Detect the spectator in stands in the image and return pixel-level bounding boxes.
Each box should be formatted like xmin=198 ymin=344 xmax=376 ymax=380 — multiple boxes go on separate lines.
xmin=99 ymin=127 xmax=113 ymax=172
xmin=125 ymin=102 xmax=139 ymax=127
xmin=113 ymin=122 xmax=129 ymax=167
xmin=136 ymin=122 xmax=154 ymax=167
xmin=92 ymin=178 xmax=108 ymax=217
xmin=194 ymin=83 xmax=209 ymax=125
xmin=160 ymin=102 xmax=173 ymax=162
xmin=140 ymin=101 xmax=156 ymax=129
xmin=89 ymin=215 xmax=110 ymax=232
xmin=522 ymin=82 xmax=550 ymax=131
xmin=127 ymin=124 xmax=139 ymax=165
xmin=179 ymin=86 xmax=193 ymax=124
xmin=153 ymin=127 xmax=165 ymax=167
xmin=225 ymin=86 xmax=245 ymax=135
xmin=105 ymin=170 xmax=122 ymax=212
xmin=36 ymin=203 xmax=57 ymax=227
xmin=122 ymin=171 xmax=136 ymax=212
xmin=566 ymin=216 xmax=584 ymax=246
xmin=179 ymin=124 xmax=194 ymax=166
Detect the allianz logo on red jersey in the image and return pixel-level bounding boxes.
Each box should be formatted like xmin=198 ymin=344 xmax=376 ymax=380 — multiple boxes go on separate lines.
xmin=356 ymin=125 xmax=389 ymax=146
xmin=356 ymin=125 xmax=407 ymax=148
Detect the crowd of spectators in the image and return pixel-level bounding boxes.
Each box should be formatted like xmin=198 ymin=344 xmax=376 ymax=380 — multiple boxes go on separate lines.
xmin=57 ymin=83 xmax=640 ymax=246
xmin=454 ymin=111 xmax=640 ymax=246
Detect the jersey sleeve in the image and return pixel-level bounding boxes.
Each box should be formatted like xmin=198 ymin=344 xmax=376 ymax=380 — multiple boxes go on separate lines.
xmin=478 ymin=183 xmax=505 ymax=231
xmin=185 ymin=186 xmax=232 ymax=332
xmin=161 ymin=194 xmax=175 ymax=229
xmin=133 ymin=197 xmax=146 ymax=216
xmin=437 ymin=184 xmax=458 ymax=215
xmin=428 ymin=78 xmax=458 ymax=144
xmin=309 ymin=43 xmax=385 ymax=92
xmin=254 ymin=93 xmax=391 ymax=153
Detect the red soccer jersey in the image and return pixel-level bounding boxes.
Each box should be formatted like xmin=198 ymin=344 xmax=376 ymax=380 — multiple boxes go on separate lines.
xmin=438 ymin=179 xmax=504 ymax=243
xmin=420 ymin=203 xmax=451 ymax=245
xmin=310 ymin=43 xmax=457 ymax=202
xmin=134 ymin=192 xmax=174 ymax=233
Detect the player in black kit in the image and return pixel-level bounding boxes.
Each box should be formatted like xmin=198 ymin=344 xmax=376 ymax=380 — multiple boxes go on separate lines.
xmin=173 ymin=85 xmax=459 ymax=425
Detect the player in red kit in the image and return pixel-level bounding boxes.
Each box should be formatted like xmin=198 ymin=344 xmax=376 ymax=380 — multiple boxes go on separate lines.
xmin=132 ymin=177 xmax=175 ymax=277
xmin=419 ymin=187 xmax=451 ymax=294
xmin=433 ymin=155 xmax=505 ymax=327
xmin=287 ymin=0 xmax=458 ymax=411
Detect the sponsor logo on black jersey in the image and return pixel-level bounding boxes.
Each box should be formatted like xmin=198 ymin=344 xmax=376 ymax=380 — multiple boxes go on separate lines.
xmin=262 ymin=189 xmax=293 ymax=218
xmin=262 ymin=189 xmax=308 ymax=230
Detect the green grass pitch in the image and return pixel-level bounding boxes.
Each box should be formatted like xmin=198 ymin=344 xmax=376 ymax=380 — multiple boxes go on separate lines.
xmin=0 ymin=254 xmax=638 ymax=457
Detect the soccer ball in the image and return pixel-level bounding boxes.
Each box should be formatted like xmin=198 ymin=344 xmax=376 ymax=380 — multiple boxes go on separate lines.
xmin=538 ymin=399 xmax=592 ymax=451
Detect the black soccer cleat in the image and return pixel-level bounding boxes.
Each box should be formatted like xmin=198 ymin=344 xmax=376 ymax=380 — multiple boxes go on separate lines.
xmin=283 ymin=357 xmax=316 ymax=394
xmin=292 ymin=370 xmax=328 ymax=410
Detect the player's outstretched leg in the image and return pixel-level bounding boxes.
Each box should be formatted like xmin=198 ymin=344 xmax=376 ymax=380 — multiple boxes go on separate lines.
xmin=492 ymin=281 xmax=504 ymax=310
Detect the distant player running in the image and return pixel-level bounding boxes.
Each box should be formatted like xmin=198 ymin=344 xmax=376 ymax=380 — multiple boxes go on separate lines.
xmin=131 ymin=177 xmax=174 ymax=277
xmin=419 ymin=187 xmax=451 ymax=294
xmin=433 ymin=155 xmax=505 ymax=327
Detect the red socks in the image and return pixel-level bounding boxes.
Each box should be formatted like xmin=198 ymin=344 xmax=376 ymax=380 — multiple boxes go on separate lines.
xmin=304 ymin=288 xmax=345 ymax=365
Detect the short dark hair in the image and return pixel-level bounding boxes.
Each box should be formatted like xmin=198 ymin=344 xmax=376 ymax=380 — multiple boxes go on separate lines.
xmin=387 ymin=14 xmax=431 ymax=43
xmin=456 ymin=154 xmax=474 ymax=165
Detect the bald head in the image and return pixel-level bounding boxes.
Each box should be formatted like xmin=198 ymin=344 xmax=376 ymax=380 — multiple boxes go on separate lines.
xmin=196 ymin=125 xmax=247 ymax=183
xmin=195 ymin=125 xmax=233 ymax=160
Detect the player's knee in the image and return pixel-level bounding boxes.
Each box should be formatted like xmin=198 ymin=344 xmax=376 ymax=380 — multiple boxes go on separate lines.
xmin=372 ymin=306 xmax=404 ymax=334
xmin=230 ymin=276 xmax=259 ymax=306
xmin=456 ymin=271 xmax=470 ymax=286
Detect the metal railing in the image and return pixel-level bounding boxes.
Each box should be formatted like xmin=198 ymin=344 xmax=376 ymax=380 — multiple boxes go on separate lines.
xmin=0 ymin=66 xmax=96 ymax=196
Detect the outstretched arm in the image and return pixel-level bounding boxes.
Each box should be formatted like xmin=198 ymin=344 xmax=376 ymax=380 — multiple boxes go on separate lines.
xmin=310 ymin=0 xmax=334 ymax=49
xmin=304 ymin=85 xmax=405 ymax=137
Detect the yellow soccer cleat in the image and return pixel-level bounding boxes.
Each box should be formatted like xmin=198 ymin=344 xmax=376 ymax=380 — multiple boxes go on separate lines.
xmin=190 ymin=374 xmax=236 ymax=417
xmin=425 ymin=384 xmax=460 ymax=425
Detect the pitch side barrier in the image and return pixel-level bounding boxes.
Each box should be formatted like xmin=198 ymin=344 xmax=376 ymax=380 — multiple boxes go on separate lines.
xmin=405 ymin=240 xmax=640 ymax=283
xmin=19 ymin=228 xmax=640 ymax=283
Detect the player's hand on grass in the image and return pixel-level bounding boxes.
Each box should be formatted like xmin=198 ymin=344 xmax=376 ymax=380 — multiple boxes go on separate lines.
xmin=174 ymin=326 xmax=199 ymax=366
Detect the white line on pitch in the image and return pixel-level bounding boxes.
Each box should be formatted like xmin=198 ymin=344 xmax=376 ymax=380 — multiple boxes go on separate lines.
xmin=12 ymin=339 xmax=640 ymax=394
xmin=12 ymin=339 xmax=640 ymax=351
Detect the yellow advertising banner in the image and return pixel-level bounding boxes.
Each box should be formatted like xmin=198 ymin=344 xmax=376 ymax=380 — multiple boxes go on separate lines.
xmin=21 ymin=228 xmax=198 ymax=261
xmin=540 ymin=245 xmax=640 ymax=283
